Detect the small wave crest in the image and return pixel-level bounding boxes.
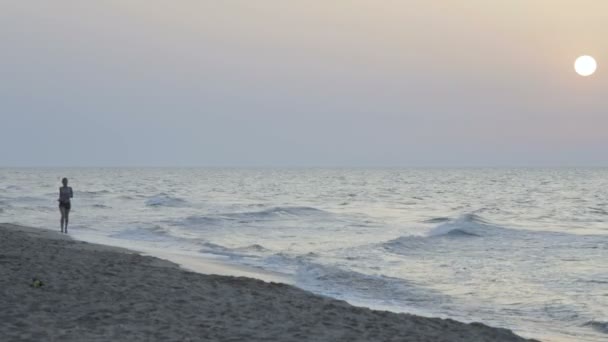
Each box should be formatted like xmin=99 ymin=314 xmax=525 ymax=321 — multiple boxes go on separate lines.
xmin=12 ymin=196 xmax=49 ymax=204
xmin=231 ymin=206 xmax=330 ymax=219
xmin=174 ymin=206 xmax=332 ymax=229
xmin=426 ymin=213 xmax=490 ymax=238
xmin=182 ymin=215 xmax=225 ymax=226
xmin=110 ymin=225 xmax=172 ymax=241
xmin=75 ymin=190 xmax=111 ymax=197
xmin=437 ymin=229 xmax=480 ymax=237
xmin=234 ymin=244 xmax=268 ymax=253
xmin=423 ymin=217 xmax=450 ymax=223
xmin=118 ymin=194 xmax=147 ymax=200
xmin=145 ymin=193 xmax=189 ymax=207
xmin=583 ymin=320 xmax=608 ymax=334
xmin=199 ymin=242 xmax=270 ymax=258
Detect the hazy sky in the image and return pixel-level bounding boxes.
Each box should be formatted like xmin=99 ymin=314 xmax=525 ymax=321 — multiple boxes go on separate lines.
xmin=1 ymin=1 xmax=607 ymax=167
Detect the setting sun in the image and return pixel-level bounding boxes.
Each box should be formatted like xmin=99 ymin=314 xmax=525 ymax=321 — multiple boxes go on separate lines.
xmin=575 ymin=55 xmax=597 ymax=76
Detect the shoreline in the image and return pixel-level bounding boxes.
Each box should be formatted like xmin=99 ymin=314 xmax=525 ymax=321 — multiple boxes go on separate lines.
xmin=69 ymin=231 xmax=293 ymax=285
xmin=0 ymin=223 xmax=538 ymax=341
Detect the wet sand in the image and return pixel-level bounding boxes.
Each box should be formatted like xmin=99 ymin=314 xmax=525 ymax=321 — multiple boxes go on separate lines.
xmin=0 ymin=223 xmax=538 ymax=341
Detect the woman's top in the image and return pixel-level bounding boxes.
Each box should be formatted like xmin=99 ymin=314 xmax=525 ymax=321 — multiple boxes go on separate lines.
xmin=59 ymin=186 xmax=73 ymax=204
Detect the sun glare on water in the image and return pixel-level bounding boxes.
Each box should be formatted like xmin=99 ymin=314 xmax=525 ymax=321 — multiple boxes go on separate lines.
xmin=574 ymin=55 xmax=597 ymax=76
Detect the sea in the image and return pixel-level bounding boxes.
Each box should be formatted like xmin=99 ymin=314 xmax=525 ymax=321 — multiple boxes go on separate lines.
xmin=1 ymin=168 xmax=607 ymax=341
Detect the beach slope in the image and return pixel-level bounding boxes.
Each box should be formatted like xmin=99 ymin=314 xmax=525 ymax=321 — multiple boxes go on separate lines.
xmin=0 ymin=224 xmax=537 ymax=342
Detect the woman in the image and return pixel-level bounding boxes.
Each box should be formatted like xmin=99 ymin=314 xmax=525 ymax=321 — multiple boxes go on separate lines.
xmin=58 ymin=177 xmax=73 ymax=234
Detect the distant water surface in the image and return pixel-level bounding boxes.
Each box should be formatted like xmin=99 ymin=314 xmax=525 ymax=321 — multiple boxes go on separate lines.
xmin=1 ymin=168 xmax=607 ymax=341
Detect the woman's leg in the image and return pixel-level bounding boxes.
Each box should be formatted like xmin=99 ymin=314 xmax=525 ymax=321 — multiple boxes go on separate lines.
xmin=59 ymin=207 xmax=66 ymax=233
xmin=64 ymin=208 xmax=70 ymax=233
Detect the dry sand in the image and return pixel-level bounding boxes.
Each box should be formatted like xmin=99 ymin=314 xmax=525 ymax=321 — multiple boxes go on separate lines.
xmin=0 ymin=223 xmax=538 ymax=342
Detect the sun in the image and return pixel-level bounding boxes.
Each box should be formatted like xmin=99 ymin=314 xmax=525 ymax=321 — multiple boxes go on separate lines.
xmin=574 ymin=55 xmax=597 ymax=76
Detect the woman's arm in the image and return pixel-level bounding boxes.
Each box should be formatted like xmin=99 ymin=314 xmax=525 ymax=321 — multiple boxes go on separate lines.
xmin=70 ymin=187 xmax=74 ymax=198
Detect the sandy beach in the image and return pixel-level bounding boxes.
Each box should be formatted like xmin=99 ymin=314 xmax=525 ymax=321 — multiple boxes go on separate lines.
xmin=0 ymin=223 xmax=537 ymax=342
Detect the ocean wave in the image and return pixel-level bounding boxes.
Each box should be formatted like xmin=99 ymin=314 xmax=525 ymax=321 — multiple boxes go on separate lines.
xmin=580 ymin=279 xmax=608 ymax=284
xmin=234 ymin=244 xmax=268 ymax=253
xmin=145 ymin=193 xmax=189 ymax=207
xmin=181 ymin=215 xmax=225 ymax=226
xmin=110 ymin=226 xmax=173 ymax=241
xmin=199 ymin=242 xmax=231 ymax=254
xmin=297 ymin=263 xmax=411 ymax=294
xmin=91 ymin=204 xmax=111 ymax=209
xmin=23 ymin=206 xmax=55 ymax=213
xmin=588 ymin=207 xmax=608 ymax=215
xmin=423 ymin=217 xmax=450 ymax=223
xmin=75 ymin=190 xmax=111 ymax=197
xmin=228 ymin=206 xmax=331 ymax=219
xmin=11 ymin=196 xmax=49 ymax=204
xmin=381 ymin=213 xmax=502 ymax=254
xmin=381 ymin=213 xmax=605 ymax=257
xmin=431 ymin=228 xmax=480 ymax=238
xmin=583 ymin=320 xmax=608 ymax=334
xmin=199 ymin=242 xmax=269 ymax=258
xmin=259 ymin=255 xmax=451 ymax=308
xmin=426 ymin=213 xmax=492 ymax=237
xmin=174 ymin=206 xmax=332 ymax=228
xmin=118 ymin=194 xmax=147 ymax=200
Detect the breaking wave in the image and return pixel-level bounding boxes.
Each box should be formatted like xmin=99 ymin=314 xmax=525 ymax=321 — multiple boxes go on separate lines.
xmin=256 ymin=253 xmax=450 ymax=311
xmin=426 ymin=213 xmax=493 ymax=237
xmin=381 ymin=213 xmax=507 ymax=253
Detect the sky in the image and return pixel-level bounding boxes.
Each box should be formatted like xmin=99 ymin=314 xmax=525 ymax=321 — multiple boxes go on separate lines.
xmin=1 ymin=1 xmax=607 ymax=167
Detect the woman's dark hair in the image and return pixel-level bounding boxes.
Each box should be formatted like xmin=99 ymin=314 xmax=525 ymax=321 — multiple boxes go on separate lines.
xmin=62 ymin=178 xmax=68 ymax=184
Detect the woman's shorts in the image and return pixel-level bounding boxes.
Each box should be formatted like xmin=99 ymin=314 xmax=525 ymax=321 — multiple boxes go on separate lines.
xmin=59 ymin=202 xmax=71 ymax=211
